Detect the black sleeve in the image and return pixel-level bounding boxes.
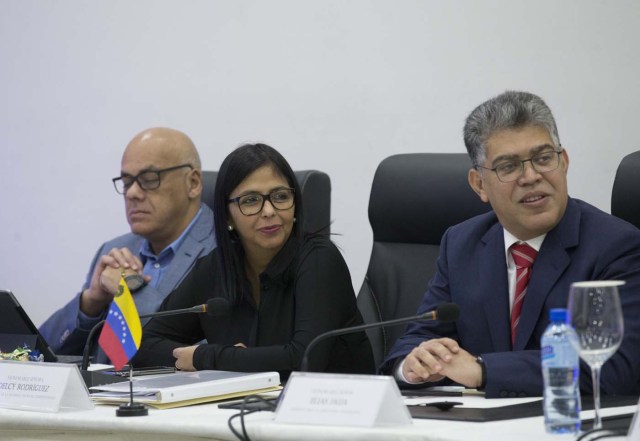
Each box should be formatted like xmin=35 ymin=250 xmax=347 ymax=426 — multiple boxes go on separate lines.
xmin=133 ymin=251 xmax=215 ymax=367
xmin=290 ymin=238 xmax=363 ymax=372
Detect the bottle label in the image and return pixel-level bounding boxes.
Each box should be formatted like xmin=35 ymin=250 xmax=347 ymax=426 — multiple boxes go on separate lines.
xmin=541 ymin=345 xmax=554 ymax=360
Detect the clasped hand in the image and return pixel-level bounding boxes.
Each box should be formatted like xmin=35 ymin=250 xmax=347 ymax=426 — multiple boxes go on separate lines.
xmin=80 ymin=247 xmax=150 ymax=317
xmin=402 ymin=337 xmax=482 ymax=388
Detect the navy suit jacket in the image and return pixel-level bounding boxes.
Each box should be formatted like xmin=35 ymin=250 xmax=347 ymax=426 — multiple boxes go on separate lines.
xmin=39 ymin=204 xmax=215 ymax=358
xmin=381 ymin=198 xmax=640 ymax=398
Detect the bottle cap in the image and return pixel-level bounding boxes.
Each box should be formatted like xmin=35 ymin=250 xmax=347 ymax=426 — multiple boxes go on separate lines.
xmin=549 ymin=308 xmax=568 ymax=322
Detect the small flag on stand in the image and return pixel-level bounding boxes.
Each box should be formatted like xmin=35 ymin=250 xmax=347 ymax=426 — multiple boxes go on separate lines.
xmin=98 ymin=276 xmax=142 ymax=371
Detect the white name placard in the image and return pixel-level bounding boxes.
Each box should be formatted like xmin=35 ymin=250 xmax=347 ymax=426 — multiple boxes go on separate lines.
xmin=0 ymin=360 xmax=93 ymax=412
xmin=274 ymin=372 xmax=411 ymax=427
xmin=628 ymin=397 xmax=640 ymax=439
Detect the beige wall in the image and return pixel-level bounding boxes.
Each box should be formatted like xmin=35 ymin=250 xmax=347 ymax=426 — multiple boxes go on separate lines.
xmin=1 ymin=0 xmax=639 ymax=325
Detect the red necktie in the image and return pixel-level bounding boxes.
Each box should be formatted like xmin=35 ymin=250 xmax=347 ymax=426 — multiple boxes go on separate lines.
xmin=509 ymin=243 xmax=537 ymax=347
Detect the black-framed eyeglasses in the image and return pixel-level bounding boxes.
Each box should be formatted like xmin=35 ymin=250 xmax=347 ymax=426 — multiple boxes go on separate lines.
xmin=476 ymin=148 xmax=563 ymax=183
xmin=112 ymin=164 xmax=193 ymax=194
xmin=228 ymin=188 xmax=295 ymax=216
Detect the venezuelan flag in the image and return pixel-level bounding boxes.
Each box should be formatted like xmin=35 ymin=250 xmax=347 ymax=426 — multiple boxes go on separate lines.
xmin=98 ymin=276 xmax=142 ymax=371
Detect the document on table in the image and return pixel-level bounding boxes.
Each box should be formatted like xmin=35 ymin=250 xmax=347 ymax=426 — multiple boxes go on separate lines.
xmin=404 ymin=394 xmax=539 ymax=408
xmin=90 ymin=370 xmax=281 ymax=408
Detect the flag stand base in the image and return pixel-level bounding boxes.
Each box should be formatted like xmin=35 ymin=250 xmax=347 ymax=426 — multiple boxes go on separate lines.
xmin=116 ymin=402 xmax=148 ymax=417
xmin=113 ymin=364 xmax=147 ymax=416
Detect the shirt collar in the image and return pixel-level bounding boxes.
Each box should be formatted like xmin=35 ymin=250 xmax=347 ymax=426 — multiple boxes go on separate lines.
xmin=503 ymin=228 xmax=546 ymax=265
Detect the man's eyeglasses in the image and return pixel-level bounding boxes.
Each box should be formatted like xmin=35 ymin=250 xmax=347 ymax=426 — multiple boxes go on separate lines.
xmin=228 ymin=188 xmax=295 ymax=216
xmin=476 ymin=148 xmax=563 ymax=183
xmin=112 ymin=164 xmax=193 ymax=194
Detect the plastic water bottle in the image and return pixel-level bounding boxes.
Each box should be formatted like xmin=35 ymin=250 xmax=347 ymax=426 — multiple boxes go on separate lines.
xmin=541 ymin=308 xmax=581 ymax=434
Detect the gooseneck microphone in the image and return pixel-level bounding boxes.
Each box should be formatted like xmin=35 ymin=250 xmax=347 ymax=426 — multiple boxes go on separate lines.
xmin=82 ymin=319 xmax=106 ymax=371
xmin=300 ymin=302 xmax=460 ymax=372
xmin=80 ymin=297 xmax=232 ymax=375
xmin=139 ymin=297 xmax=232 ymax=319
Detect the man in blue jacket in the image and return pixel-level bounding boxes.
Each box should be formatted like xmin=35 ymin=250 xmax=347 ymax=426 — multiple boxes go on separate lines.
xmin=40 ymin=127 xmax=215 ymax=359
xmin=380 ymin=91 xmax=640 ymax=398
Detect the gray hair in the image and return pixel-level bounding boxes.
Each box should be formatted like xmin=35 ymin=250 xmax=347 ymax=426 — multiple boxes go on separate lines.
xmin=463 ymin=91 xmax=561 ymax=166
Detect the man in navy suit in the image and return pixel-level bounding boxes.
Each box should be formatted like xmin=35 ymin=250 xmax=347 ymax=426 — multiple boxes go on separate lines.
xmin=40 ymin=127 xmax=215 ymax=359
xmin=381 ymin=91 xmax=640 ymax=398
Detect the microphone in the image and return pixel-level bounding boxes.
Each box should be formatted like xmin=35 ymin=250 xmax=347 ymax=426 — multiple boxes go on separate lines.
xmin=139 ymin=297 xmax=231 ymax=319
xmin=79 ymin=319 xmax=126 ymax=389
xmin=80 ymin=297 xmax=231 ymax=385
xmin=300 ymin=302 xmax=460 ymax=372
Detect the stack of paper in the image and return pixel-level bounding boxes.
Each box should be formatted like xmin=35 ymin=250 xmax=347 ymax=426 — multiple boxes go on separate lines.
xmin=90 ymin=370 xmax=281 ymax=409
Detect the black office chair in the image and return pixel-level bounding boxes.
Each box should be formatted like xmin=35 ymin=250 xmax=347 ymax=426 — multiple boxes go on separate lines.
xmin=611 ymin=151 xmax=640 ymax=230
xmin=357 ymin=153 xmax=492 ymax=367
xmin=201 ymin=170 xmax=331 ymax=234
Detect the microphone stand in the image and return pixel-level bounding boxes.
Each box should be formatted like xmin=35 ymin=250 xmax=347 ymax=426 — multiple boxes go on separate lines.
xmin=80 ymin=319 xmax=128 ymax=388
xmin=300 ymin=312 xmax=436 ymax=372
xmin=300 ymin=304 xmax=459 ymax=372
xmin=82 ymin=319 xmax=105 ymax=371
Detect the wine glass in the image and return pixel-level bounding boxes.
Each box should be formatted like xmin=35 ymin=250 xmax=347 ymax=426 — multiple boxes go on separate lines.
xmin=567 ymin=280 xmax=625 ymax=430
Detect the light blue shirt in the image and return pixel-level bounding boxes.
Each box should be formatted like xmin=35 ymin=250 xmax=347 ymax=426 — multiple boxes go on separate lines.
xmin=139 ymin=207 xmax=204 ymax=288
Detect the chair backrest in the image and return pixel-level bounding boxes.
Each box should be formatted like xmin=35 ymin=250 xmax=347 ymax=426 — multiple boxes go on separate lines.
xmin=611 ymin=151 xmax=640 ymax=230
xmin=357 ymin=153 xmax=491 ymax=367
xmin=201 ymin=169 xmax=331 ymax=234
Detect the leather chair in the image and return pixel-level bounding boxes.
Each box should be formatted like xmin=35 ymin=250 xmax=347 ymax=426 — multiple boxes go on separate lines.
xmin=357 ymin=153 xmax=491 ymax=367
xmin=611 ymin=151 xmax=640 ymax=230
xmin=201 ymin=170 xmax=331 ymax=234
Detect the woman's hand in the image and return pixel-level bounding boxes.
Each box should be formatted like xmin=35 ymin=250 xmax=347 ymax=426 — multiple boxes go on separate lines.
xmin=172 ymin=346 xmax=198 ymax=371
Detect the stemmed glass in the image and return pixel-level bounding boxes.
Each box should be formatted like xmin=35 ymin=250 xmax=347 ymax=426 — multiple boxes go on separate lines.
xmin=567 ymin=281 xmax=625 ymax=430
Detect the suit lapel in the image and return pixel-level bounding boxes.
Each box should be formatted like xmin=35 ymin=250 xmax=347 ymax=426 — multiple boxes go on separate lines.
xmin=158 ymin=206 xmax=214 ymax=294
xmin=514 ymin=199 xmax=580 ymax=349
xmin=479 ymin=224 xmax=512 ymax=351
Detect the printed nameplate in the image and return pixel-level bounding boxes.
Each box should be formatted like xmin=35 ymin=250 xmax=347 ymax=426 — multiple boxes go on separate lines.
xmin=629 ymin=396 xmax=640 ymax=440
xmin=0 ymin=360 xmax=93 ymax=412
xmin=274 ymin=372 xmax=411 ymax=427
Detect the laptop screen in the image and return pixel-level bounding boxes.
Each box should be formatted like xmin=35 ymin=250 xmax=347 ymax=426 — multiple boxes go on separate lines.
xmin=0 ymin=289 xmax=58 ymax=362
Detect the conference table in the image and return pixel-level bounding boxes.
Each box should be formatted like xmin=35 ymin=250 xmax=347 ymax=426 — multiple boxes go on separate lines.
xmin=0 ymin=394 xmax=635 ymax=441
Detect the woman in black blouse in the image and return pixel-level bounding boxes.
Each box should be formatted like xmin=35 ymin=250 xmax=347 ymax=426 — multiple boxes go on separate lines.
xmin=136 ymin=144 xmax=374 ymax=377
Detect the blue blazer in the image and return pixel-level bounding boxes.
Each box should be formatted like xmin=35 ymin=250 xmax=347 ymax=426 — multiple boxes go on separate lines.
xmin=381 ymin=198 xmax=640 ymax=398
xmin=39 ymin=204 xmax=215 ymax=357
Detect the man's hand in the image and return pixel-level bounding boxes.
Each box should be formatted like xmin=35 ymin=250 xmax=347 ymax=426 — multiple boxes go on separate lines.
xmin=402 ymin=337 xmax=460 ymax=383
xmin=80 ymin=247 xmax=147 ymax=317
xmin=435 ymin=347 xmax=483 ymax=388
xmin=401 ymin=338 xmax=483 ymax=388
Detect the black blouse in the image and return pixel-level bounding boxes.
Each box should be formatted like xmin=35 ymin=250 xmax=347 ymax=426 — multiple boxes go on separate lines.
xmin=135 ymin=234 xmax=374 ymax=378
